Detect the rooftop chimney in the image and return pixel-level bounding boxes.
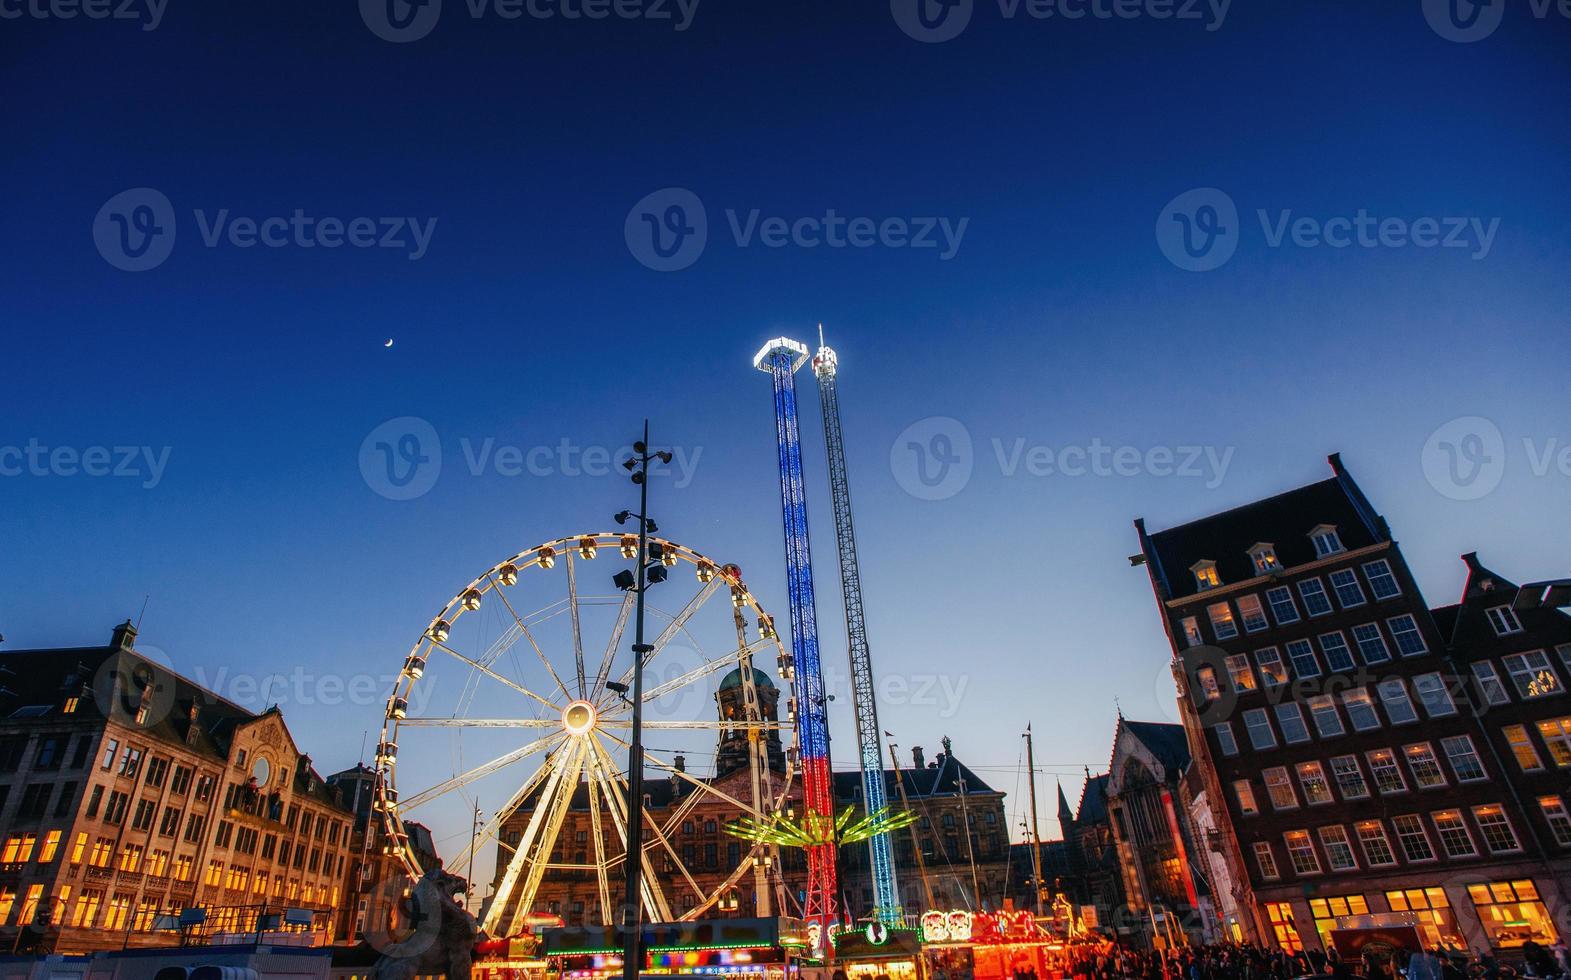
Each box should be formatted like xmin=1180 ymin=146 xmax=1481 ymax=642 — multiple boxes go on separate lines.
xmin=911 ymin=746 xmax=925 ymax=771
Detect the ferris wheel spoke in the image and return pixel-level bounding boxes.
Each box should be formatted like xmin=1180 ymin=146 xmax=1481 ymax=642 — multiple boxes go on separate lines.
xmin=586 ymin=737 xmax=674 ymax=923
xmin=601 ymin=719 xmax=787 ymax=731
xmin=566 ymin=552 xmax=588 ymax=699
xmin=586 ymin=766 xmax=614 ymax=926
xmin=486 ymin=738 xmax=587 ymax=936
xmin=448 ymin=747 xmax=562 ymax=874
xmin=398 ymin=732 xmax=562 ymax=813
xmin=600 ymin=733 xmax=760 ymax=815
xmin=503 ymin=738 xmax=591 ymax=937
xmin=398 ymin=717 xmax=560 ymax=728
xmin=488 ymin=575 xmax=575 ymax=704
xmin=430 ymin=638 xmax=559 ymax=713
xmin=639 ymin=640 xmax=774 ymax=704
xmin=604 ymin=577 xmax=723 ymax=704
xmin=592 ymin=590 xmax=634 ymax=702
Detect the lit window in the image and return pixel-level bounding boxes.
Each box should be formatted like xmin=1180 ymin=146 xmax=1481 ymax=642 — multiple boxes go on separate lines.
xmin=1377 ymin=679 xmax=1418 ymax=725
xmin=1298 ymin=577 xmax=1334 ymax=617
xmin=1466 ymin=880 xmax=1555 ymax=949
xmin=1283 ymin=830 xmax=1321 ymax=875
xmin=1253 ymin=842 xmax=1280 ymax=880
xmin=1403 ymin=743 xmax=1447 ymax=789
xmin=1317 ymin=826 xmax=1358 ymax=872
xmin=1535 ymin=718 xmax=1571 ymax=768
xmin=1392 ymin=814 xmax=1436 ymax=862
xmin=1341 ymin=689 xmax=1381 ymax=732
xmin=1537 ymin=797 xmax=1571 ymax=847
xmin=1387 ymin=615 xmax=1427 ymax=656
xmin=63 ymin=697 xmax=79 ymax=714
xmin=1504 ymin=725 xmax=1542 ymax=771
xmin=1367 ymin=749 xmax=1407 ymax=794
xmin=1265 ymin=586 xmax=1300 ymax=625
xmin=1213 ymin=722 xmax=1239 ymax=757
xmin=1472 ymin=806 xmax=1521 ymax=854
xmin=1414 ymin=673 xmax=1457 ymax=717
xmin=1486 ymin=606 xmax=1524 ymax=636
xmin=1431 ymin=811 xmax=1477 ymax=858
xmin=1330 ymin=756 xmax=1369 ymax=799
xmin=1255 ymin=648 xmax=1288 ymax=686
xmin=1310 ymin=525 xmax=1345 ymax=557
xmin=1263 ymin=767 xmax=1298 ymax=810
xmin=1320 ymin=632 xmax=1356 ymax=672
xmin=1180 ymin=617 xmax=1203 ymax=648
xmin=1286 ymin=639 xmax=1320 ymax=679
xmin=37 ymin=831 xmax=61 ymax=864
xmin=1249 ymin=544 xmax=1281 ymax=575
xmin=1226 ymin=654 xmax=1256 ymax=692
xmin=1308 ymin=696 xmax=1344 ymax=738
xmin=1296 ymin=762 xmax=1333 ymax=805
xmin=1472 ymin=662 xmax=1511 ymax=706
xmin=1329 ymin=569 xmax=1366 ymax=608
xmin=1275 ymin=703 xmax=1311 ymax=745
xmin=1263 ymin=901 xmax=1302 ymax=952
xmin=1244 ymin=708 xmax=1276 ymax=750
xmin=1355 ymin=820 xmax=1397 ymax=867
xmin=1192 ymin=561 xmax=1222 ymax=591
xmin=1353 ymin=623 xmax=1391 ymax=664
xmin=1237 ymin=594 xmax=1270 ymax=633
xmin=1196 ymin=667 xmax=1221 ymax=702
xmin=1503 ymin=651 xmax=1562 ymax=699
xmin=1233 ymin=780 xmax=1258 ymax=816
xmin=1359 ymin=559 xmax=1400 ymax=599
xmin=1208 ymin=601 xmax=1239 ymax=640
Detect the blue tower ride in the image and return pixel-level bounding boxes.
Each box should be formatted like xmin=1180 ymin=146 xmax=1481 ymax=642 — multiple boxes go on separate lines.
xmin=811 ymin=331 xmax=900 ymax=924
xmin=752 ymin=337 xmax=838 ymax=925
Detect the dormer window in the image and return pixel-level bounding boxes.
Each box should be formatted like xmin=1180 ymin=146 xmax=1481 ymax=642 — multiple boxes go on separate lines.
xmin=1309 ymin=524 xmax=1344 ymax=557
xmin=1191 ymin=560 xmax=1222 ymax=591
xmin=1249 ymin=543 xmax=1281 ymax=575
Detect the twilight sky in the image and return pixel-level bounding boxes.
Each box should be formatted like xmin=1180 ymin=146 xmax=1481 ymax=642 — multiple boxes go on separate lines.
xmin=2 ymin=1 xmax=1569 ymax=865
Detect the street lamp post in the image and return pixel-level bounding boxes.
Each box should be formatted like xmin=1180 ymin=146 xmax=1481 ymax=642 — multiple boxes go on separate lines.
xmin=616 ymin=421 xmax=672 ymax=980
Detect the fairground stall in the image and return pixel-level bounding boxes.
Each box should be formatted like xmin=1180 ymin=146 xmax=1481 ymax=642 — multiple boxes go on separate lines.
xmin=542 ymin=917 xmax=811 ymax=980
xmin=919 ymin=909 xmax=1109 ymax=980
xmin=829 ymin=921 xmax=926 ymax=980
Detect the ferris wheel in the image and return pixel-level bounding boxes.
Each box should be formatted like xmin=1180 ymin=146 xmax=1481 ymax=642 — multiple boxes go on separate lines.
xmin=373 ymin=532 xmax=799 ymax=938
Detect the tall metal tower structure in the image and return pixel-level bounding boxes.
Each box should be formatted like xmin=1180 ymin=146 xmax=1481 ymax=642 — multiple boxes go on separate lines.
xmin=752 ymin=337 xmax=838 ymax=927
xmin=811 ymin=328 xmax=900 ymax=924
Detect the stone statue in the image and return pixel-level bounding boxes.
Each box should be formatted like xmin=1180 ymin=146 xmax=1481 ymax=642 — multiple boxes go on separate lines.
xmin=373 ymin=866 xmax=485 ymax=980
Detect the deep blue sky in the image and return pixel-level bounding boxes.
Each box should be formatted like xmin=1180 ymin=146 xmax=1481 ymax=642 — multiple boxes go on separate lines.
xmin=3 ymin=1 xmax=1569 ymax=860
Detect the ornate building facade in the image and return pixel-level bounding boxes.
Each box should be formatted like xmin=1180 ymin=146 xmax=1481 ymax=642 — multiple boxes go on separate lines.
xmin=0 ymin=623 xmax=357 ymax=953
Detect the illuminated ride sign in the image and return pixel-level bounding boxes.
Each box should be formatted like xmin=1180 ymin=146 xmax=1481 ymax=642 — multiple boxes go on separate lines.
xmin=921 ymin=910 xmax=1046 ymax=945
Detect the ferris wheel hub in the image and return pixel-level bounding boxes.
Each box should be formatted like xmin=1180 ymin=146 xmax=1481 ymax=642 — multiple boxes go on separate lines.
xmin=562 ymin=698 xmax=598 ymax=736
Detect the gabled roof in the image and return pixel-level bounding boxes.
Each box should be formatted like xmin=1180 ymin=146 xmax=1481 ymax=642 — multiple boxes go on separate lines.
xmin=1443 ymin=553 xmax=1571 ymax=656
xmin=1122 ymin=720 xmax=1191 ymax=775
xmin=1137 ymin=455 xmax=1389 ymax=602
xmin=1076 ymin=773 xmax=1111 ymax=825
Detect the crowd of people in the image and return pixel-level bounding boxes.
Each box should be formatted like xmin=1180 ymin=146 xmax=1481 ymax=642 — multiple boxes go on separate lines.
xmin=1066 ymin=940 xmax=1571 ymax=980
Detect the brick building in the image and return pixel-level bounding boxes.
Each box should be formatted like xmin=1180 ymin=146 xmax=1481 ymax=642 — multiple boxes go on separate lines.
xmin=0 ymin=623 xmax=357 ymax=952
xmin=1133 ymin=454 xmax=1571 ymax=955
